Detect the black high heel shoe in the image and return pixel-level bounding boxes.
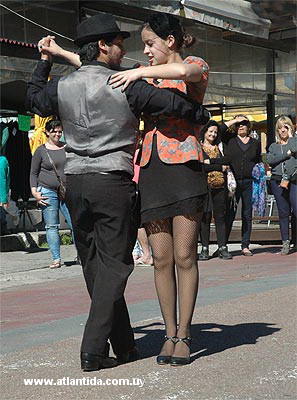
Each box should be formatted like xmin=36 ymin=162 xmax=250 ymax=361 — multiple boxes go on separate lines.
xmin=170 ymin=337 xmax=192 ymax=366
xmin=156 ymin=335 xmax=177 ymax=365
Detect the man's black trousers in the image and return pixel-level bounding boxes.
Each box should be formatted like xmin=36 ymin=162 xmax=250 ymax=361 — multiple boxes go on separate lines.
xmin=65 ymin=172 xmax=138 ymax=355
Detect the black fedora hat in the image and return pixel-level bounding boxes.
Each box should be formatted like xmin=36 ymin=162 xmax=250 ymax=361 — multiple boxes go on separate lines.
xmin=74 ymin=13 xmax=130 ymax=47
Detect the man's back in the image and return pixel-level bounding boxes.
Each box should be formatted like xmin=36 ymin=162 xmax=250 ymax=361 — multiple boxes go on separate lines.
xmin=58 ymin=63 xmax=138 ymax=175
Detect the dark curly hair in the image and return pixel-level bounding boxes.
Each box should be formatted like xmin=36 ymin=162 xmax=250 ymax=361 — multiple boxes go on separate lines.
xmin=199 ymin=120 xmax=220 ymax=145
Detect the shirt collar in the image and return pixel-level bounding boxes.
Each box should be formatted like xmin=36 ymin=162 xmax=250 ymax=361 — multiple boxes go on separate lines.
xmin=81 ymin=60 xmax=126 ymax=71
xmin=82 ymin=60 xmax=111 ymax=69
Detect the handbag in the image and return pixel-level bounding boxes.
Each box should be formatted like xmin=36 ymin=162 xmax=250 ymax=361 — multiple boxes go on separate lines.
xmin=218 ymin=142 xmax=237 ymax=195
xmin=279 ymin=145 xmax=289 ymax=189
xmin=44 ymin=145 xmax=66 ymax=201
xmin=227 ymin=168 xmax=237 ymax=195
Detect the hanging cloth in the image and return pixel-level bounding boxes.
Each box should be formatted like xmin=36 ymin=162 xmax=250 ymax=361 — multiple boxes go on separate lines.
xmin=252 ymin=162 xmax=266 ymax=217
xmin=30 ymin=115 xmax=52 ymax=155
xmin=5 ymin=122 xmax=32 ymax=202
xmin=0 ymin=122 xmax=10 ymax=155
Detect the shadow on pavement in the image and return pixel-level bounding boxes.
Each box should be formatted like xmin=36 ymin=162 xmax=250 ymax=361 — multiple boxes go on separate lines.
xmin=25 ymin=247 xmax=48 ymax=253
xmin=133 ymin=321 xmax=281 ymax=361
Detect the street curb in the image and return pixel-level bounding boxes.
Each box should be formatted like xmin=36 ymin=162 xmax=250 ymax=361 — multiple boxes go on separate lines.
xmin=0 ymin=230 xmax=72 ymax=252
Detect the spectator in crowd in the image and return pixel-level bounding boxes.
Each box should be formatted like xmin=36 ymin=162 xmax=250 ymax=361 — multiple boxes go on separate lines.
xmin=267 ymin=116 xmax=297 ymax=255
xmin=209 ymin=115 xmax=261 ymax=256
xmin=30 ymin=119 xmax=75 ymax=268
xmin=199 ymin=120 xmax=233 ymax=260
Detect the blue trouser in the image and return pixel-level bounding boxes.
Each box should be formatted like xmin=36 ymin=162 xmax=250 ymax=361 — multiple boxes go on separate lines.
xmin=270 ymin=180 xmax=297 ymax=243
xmin=39 ymin=186 xmax=74 ymax=261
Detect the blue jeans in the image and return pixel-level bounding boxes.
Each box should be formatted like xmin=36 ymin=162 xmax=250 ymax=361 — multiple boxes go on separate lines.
xmin=39 ymin=187 xmax=74 ymax=261
xmin=270 ymin=180 xmax=297 ymax=243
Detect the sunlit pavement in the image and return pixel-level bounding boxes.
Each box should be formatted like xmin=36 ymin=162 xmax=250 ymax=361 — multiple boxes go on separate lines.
xmin=1 ymin=244 xmax=296 ymax=399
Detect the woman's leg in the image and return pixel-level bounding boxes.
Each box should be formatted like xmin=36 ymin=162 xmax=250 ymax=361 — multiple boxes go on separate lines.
xmin=136 ymin=227 xmax=153 ymax=265
xmin=289 ymin=182 xmax=297 ymax=246
xmin=212 ymin=188 xmax=227 ymax=247
xmin=225 ymin=188 xmax=240 ymax=244
xmin=41 ymin=187 xmax=61 ymax=262
xmin=271 ymin=180 xmax=290 ymax=241
xmin=172 ymin=213 xmax=201 ymax=357
xmin=60 ymin=200 xmax=75 ymax=244
xmin=200 ymin=211 xmax=211 ymax=248
xmin=240 ymin=179 xmax=253 ymax=249
xmin=145 ymin=219 xmax=177 ymax=356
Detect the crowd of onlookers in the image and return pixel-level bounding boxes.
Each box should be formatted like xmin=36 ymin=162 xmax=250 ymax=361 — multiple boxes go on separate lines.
xmin=1 ymin=114 xmax=296 ymax=260
xmin=134 ymin=114 xmax=297 ymax=261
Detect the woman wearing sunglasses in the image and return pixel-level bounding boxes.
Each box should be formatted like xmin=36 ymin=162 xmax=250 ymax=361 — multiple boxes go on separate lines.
xmin=208 ymin=115 xmax=262 ymax=256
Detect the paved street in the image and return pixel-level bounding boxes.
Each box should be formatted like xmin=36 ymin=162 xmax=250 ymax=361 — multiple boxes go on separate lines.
xmin=0 ymin=243 xmax=296 ymax=400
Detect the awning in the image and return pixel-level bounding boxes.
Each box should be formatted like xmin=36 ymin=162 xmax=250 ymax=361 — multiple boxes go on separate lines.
xmin=182 ymin=0 xmax=271 ymax=39
xmin=108 ymin=0 xmax=180 ymax=15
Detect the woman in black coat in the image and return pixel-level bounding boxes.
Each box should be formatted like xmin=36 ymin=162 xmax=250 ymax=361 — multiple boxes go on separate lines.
xmin=209 ymin=115 xmax=261 ymax=256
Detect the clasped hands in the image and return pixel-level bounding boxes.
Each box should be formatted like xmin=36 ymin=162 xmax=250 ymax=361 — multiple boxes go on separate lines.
xmin=37 ymin=35 xmax=63 ymax=62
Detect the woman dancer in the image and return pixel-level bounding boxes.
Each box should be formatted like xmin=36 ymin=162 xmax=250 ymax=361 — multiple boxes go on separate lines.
xmin=39 ymin=12 xmax=209 ymax=366
xmin=111 ymin=13 xmax=209 ymax=366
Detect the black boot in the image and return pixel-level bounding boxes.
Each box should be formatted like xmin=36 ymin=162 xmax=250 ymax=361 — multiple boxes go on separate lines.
xmin=199 ymin=247 xmax=209 ymax=261
xmin=218 ymin=246 xmax=233 ymax=260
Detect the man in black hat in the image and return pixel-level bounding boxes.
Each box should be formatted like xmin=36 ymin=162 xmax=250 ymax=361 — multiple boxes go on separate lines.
xmin=27 ymin=13 xmax=209 ymax=372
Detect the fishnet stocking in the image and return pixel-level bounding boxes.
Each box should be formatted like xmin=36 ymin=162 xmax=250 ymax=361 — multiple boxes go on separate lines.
xmin=173 ymin=214 xmax=201 ymax=357
xmin=145 ymin=219 xmax=177 ymax=356
xmin=144 ymin=212 xmax=202 ymax=357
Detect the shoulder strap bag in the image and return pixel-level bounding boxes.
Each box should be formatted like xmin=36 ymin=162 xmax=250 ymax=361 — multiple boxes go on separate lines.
xmin=44 ymin=145 xmax=66 ymax=201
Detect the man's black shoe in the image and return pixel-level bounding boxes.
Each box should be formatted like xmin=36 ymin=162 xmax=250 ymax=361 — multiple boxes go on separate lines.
xmin=199 ymin=247 xmax=209 ymax=261
xmin=81 ymin=352 xmax=118 ymax=371
xmin=116 ymin=347 xmax=139 ymax=364
xmin=218 ymin=246 xmax=233 ymax=260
